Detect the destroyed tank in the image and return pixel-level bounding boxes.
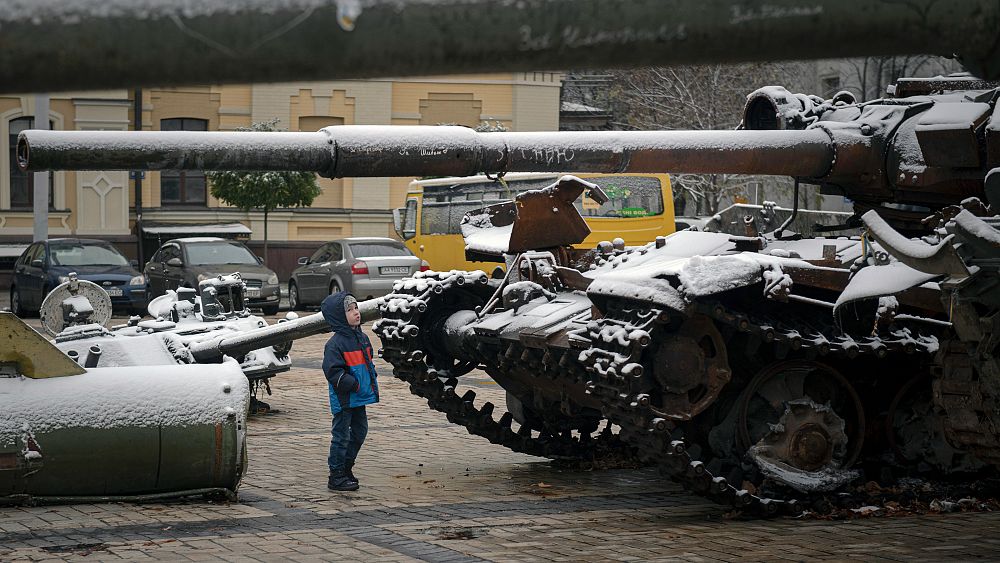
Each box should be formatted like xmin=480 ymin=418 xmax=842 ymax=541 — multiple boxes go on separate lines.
xmin=1 ymin=311 xmax=251 ymax=504
xmin=30 ymin=270 xmax=384 ymax=410
xmin=1 ymin=275 xmax=382 ymax=504
xmin=33 ymin=271 xmax=300 ymax=413
xmin=16 ymin=75 xmax=1000 ymax=514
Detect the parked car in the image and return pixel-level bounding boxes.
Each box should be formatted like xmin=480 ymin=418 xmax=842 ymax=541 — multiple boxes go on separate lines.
xmin=145 ymin=237 xmax=281 ymax=315
xmin=288 ymin=237 xmax=426 ymax=309
xmin=10 ymin=238 xmax=148 ymax=317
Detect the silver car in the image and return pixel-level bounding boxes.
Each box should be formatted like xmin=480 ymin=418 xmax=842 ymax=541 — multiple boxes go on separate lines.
xmin=287 ymin=237 xmax=426 ymax=309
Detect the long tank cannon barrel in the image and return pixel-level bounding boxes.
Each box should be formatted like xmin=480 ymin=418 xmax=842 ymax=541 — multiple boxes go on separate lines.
xmin=189 ymin=299 xmax=382 ymax=363
xmin=18 ymin=73 xmax=1000 ymax=218
xmin=1 ymin=0 xmax=998 ymax=94
xmin=18 ymin=126 xmax=835 ymax=179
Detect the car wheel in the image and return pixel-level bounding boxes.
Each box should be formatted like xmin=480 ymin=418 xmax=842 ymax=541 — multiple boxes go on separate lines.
xmin=289 ymin=282 xmax=302 ymax=311
xmin=10 ymin=286 xmax=24 ymax=317
xmin=330 ymin=280 xmax=341 ymax=296
xmin=262 ymin=304 xmax=280 ymax=316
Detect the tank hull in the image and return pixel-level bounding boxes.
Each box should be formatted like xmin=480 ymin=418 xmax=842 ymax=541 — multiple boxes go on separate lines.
xmin=375 ymin=223 xmax=968 ymax=515
xmin=0 ymin=362 xmax=249 ymax=504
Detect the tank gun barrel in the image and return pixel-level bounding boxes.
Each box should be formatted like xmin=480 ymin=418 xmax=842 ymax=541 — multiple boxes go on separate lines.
xmin=1 ymin=0 xmax=999 ymax=94
xmin=189 ymin=299 xmax=381 ymax=363
xmin=19 ymin=127 xmax=835 ymax=178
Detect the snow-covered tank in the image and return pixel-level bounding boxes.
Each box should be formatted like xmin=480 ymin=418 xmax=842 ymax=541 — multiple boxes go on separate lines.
xmin=0 ymin=312 xmax=249 ymax=504
xmin=32 ymin=272 xmax=382 ymax=415
xmin=34 ymin=272 xmax=296 ymax=413
xmin=17 ymin=75 xmax=1000 ymax=514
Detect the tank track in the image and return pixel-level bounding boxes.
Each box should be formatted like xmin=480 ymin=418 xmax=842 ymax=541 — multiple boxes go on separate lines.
xmin=375 ymin=271 xmax=951 ymax=515
xmin=935 ymin=323 xmax=1000 ymax=465
xmin=374 ymin=271 xmax=635 ymax=465
xmin=581 ymin=298 xmax=941 ymax=517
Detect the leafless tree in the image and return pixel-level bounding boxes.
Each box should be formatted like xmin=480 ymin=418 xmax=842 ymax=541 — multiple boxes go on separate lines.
xmin=844 ymin=55 xmax=958 ymax=100
xmin=608 ymin=62 xmax=811 ymax=215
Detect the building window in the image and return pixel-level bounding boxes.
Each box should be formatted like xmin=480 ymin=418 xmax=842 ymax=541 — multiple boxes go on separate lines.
xmin=419 ymin=93 xmax=482 ymax=127
xmin=160 ymin=118 xmax=208 ymax=205
xmin=820 ymin=76 xmax=841 ymax=97
xmin=9 ymin=117 xmax=53 ymax=209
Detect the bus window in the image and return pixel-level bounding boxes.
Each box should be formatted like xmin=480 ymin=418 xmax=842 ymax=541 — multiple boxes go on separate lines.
xmin=576 ymin=176 xmax=664 ymax=218
xmin=421 ymin=201 xmax=451 ymax=235
xmin=402 ymin=199 xmax=418 ymax=239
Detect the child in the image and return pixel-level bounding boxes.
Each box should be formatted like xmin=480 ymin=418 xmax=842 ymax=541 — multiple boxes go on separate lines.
xmin=321 ymin=291 xmax=379 ymax=491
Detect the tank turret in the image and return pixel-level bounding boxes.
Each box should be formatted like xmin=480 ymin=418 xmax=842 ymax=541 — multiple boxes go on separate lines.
xmin=36 ymin=272 xmax=381 ymax=411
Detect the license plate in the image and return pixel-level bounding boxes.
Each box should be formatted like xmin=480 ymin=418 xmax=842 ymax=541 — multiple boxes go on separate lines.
xmin=380 ymin=266 xmax=409 ymax=275
xmin=104 ymin=287 xmax=123 ymax=297
xmin=245 ymin=288 xmax=261 ymax=298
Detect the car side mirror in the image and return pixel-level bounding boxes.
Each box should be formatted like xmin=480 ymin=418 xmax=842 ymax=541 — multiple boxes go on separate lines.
xmin=30 ymin=259 xmax=43 ymax=268
xmin=256 ymin=255 xmax=264 ymax=264
xmin=130 ymin=259 xmax=139 ymax=268
xmin=392 ymin=208 xmax=404 ymax=237
xmin=166 ymin=257 xmax=183 ymax=267
xmin=297 ymin=256 xmax=309 ymax=265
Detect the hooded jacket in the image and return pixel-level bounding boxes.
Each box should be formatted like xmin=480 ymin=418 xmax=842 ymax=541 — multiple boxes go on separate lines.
xmin=321 ymin=291 xmax=379 ymax=414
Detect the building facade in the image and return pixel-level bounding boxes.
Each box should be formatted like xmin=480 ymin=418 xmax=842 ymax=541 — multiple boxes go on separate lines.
xmin=0 ymin=73 xmax=563 ymax=281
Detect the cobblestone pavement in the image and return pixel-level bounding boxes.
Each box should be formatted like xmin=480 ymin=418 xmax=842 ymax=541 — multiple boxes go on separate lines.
xmin=4 ymin=309 xmax=1000 ymax=561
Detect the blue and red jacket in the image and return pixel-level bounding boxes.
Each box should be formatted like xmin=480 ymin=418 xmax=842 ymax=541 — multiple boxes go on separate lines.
xmin=321 ymin=292 xmax=379 ymax=414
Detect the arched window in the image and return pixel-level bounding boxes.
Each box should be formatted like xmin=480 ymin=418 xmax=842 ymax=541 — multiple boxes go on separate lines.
xmin=9 ymin=117 xmax=53 ymax=209
xmin=160 ymin=118 xmax=208 ymax=205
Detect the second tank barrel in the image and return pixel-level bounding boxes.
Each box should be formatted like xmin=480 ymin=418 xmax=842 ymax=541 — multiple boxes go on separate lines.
xmin=19 ymin=126 xmax=835 ymax=179
xmin=189 ymin=299 xmax=382 ymax=363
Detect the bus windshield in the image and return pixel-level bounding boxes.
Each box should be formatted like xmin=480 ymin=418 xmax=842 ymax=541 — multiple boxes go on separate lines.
xmin=400 ymin=172 xmax=674 ymax=272
xmin=420 ymin=175 xmax=665 ymax=235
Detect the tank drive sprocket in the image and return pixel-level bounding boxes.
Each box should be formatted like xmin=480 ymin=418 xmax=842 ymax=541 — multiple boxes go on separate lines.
xmin=374 ymin=271 xmax=637 ymax=466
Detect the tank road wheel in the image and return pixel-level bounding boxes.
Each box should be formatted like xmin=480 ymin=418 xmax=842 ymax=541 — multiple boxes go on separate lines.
xmin=888 ymin=375 xmax=987 ymax=475
xmin=736 ymin=360 xmax=865 ymax=493
xmin=649 ymin=315 xmax=731 ymax=420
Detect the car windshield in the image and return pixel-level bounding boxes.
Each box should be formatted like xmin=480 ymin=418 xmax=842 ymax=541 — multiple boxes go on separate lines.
xmin=185 ymin=242 xmax=259 ymax=266
xmin=349 ymin=242 xmax=411 ymax=258
xmin=49 ymin=243 xmax=129 ymax=266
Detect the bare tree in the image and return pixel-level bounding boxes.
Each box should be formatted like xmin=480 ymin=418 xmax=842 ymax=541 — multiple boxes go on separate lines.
xmin=608 ymin=62 xmax=810 ymax=215
xmin=844 ymin=55 xmax=956 ymax=100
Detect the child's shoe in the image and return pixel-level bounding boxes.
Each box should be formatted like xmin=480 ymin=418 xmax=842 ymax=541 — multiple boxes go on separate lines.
xmin=327 ymin=471 xmax=359 ymax=491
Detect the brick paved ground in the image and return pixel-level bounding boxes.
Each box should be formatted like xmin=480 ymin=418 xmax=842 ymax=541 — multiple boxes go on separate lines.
xmin=3 ymin=306 xmax=1000 ymax=561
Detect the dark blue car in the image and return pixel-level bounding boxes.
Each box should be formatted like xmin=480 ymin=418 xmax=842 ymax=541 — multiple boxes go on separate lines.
xmin=10 ymin=238 xmax=148 ymax=317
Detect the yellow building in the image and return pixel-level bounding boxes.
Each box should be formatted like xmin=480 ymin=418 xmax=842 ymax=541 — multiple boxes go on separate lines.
xmin=0 ymin=73 xmax=563 ymax=280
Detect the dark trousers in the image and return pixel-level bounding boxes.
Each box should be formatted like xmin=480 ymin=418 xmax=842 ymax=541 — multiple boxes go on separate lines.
xmin=328 ymin=405 xmax=368 ymax=474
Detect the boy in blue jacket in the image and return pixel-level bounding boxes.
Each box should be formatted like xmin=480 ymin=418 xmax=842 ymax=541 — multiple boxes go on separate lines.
xmin=321 ymin=291 xmax=379 ymax=492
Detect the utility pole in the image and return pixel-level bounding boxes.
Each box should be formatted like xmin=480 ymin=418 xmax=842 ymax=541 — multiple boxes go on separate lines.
xmin=133 ymin=88 xmax=144 ymax=266
xmin=32 ymin=95 xmax=49 ymax=242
